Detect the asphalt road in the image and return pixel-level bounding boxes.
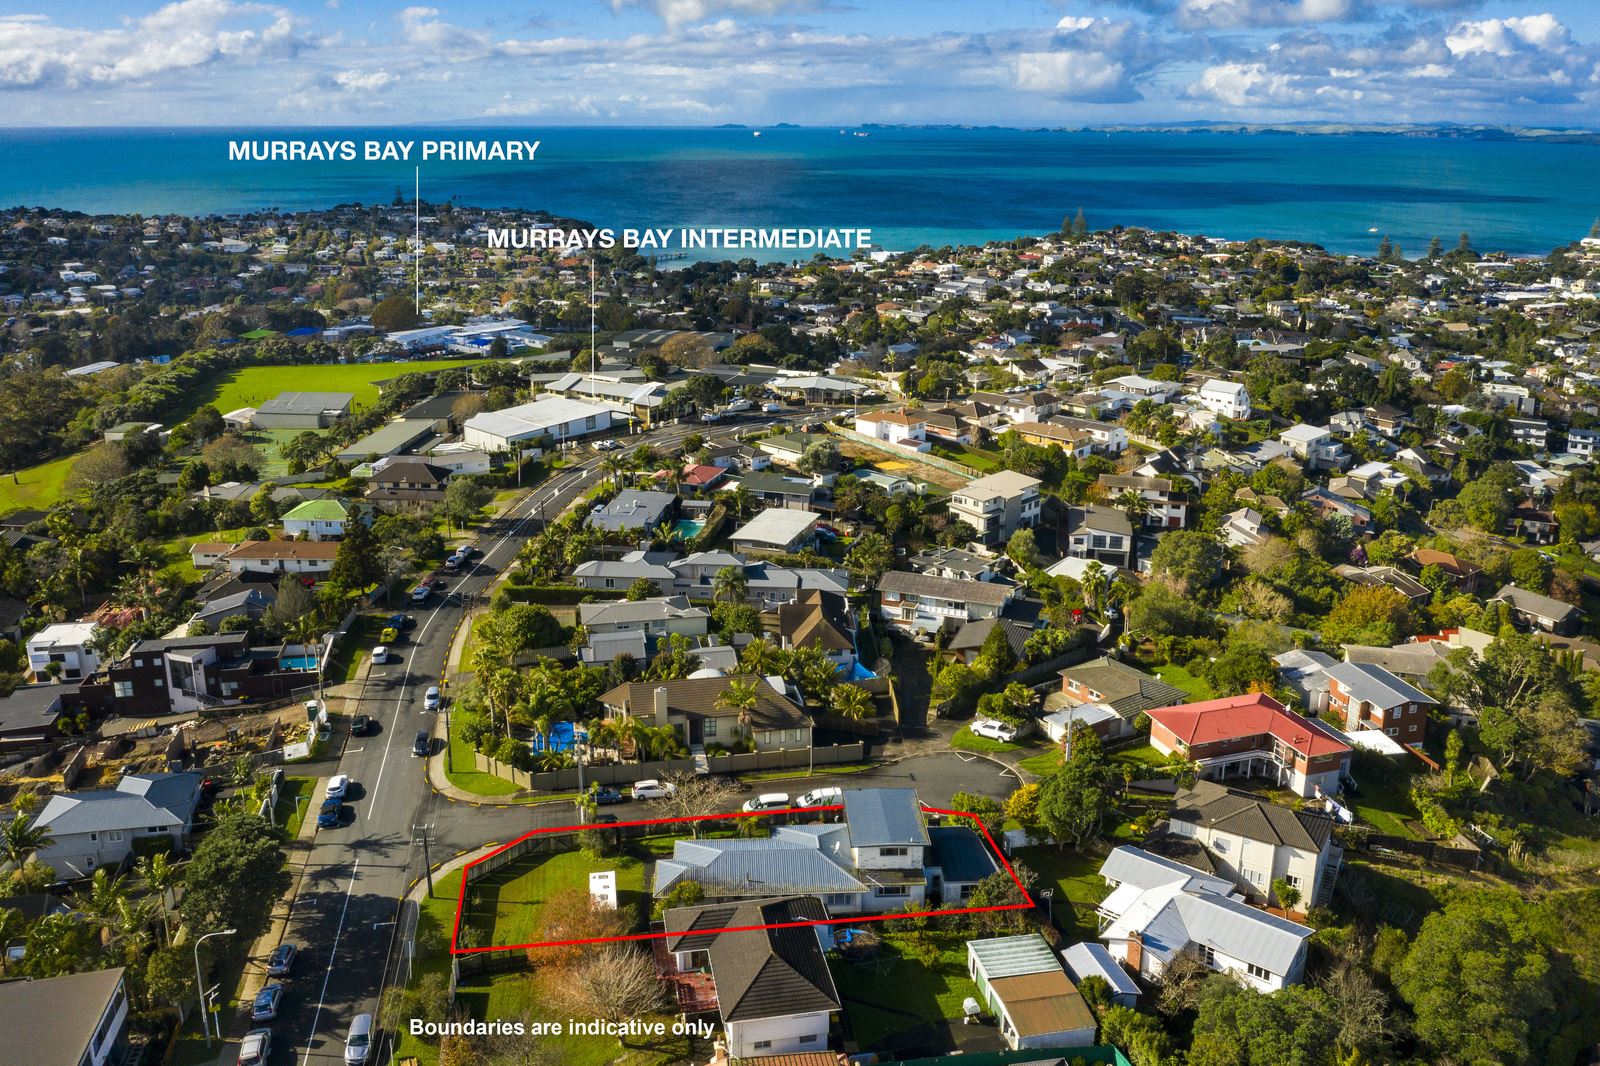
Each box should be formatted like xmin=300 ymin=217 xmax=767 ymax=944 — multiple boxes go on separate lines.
xmin=266 ymin=414 xmax=836 ymax=1065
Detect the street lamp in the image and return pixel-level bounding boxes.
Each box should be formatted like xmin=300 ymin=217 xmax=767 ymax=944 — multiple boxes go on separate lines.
xmin=193 ymin=927 xmax=236 ymax=1048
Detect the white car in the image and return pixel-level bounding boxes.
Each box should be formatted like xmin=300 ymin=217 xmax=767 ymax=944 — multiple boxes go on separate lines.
xmin=742 ymin=792 xmax=791 ymax=813
xmin=970 ymin=718 xmax=1020 ymax=743
xmin=371 ymin=645 xmax=389 ymax=665
xmin=762 ymin=402 xmax=782 ymax=413
xmin=424 ymin=686 xmax=441 ymax=711
xmin=631 ymin=779 xmax=677 ymax=801
xmin=796 ymin=786 xmax=843 ymax=808
xmin=325 ymin=774 xmax=350 ymax=801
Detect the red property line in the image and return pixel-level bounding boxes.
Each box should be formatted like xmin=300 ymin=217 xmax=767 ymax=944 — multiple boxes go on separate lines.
xmin=450 ymin=803 xmax=1035 ymax=954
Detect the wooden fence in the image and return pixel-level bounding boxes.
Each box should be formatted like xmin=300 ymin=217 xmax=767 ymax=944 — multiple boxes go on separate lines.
xmin=473 ymin=741 xmax=867 ymax=791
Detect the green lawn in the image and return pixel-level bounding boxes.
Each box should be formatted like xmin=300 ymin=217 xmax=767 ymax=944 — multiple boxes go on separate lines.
xmin=328 ymin=615 xmax=391 ymax=684
xmin=1019 ymin=749 xmax=1061 ymax=776
xmin=1109 ymin=743 xmax=1171 ymax=771
xmin=1150 ymin=664 xmax=1217 ymax=701
xmin=154 ymin=526 xmax=252 ymax=583
xmin=1013 ymin=845 xmax=1110 ymax=944
xmin=950 ymin=725 xmax=1044 ymax=755
xmin=828 ymin=932 xmax=982 ymax=1049
xmin=459 ymin=848 xmax=647 ymax=950
xmin=443 ymin=713 xmax=526 ymax=798
xmin=929 ymin=442 xmax=1002 ymax=473
xmin=1352 ymin=775 xmax=1424 ymax=839
xmin=170 ymin=358 xmax=503 ymax=422
xmin=0 ymin=453 xmax=79 ymax=516
xmin=273 ymin=776 xmax=316 ymax=838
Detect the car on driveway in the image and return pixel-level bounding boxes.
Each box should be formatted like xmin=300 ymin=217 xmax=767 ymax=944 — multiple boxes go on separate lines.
xmin=317 ymin=799 xmax=342 ymax=829
xmin=742 ymin=792 xmax=791 ymax=812
xmin=631 ymin=779 xmax=676 ymax=801
xmin=969 ymin=718 xmax=1020 ymax=742
xmin=266 ymin=943 xmax=298 ymax=977
xmin=238 ymin=1029 xmax=272 ymax=1066
xmin=351 ymin=714 xmax=371 ymax=736
xmin=250 ymin=984 xmax=283 ymax=1021
xmin=424 ymin=686 xmax=441 ymax=711
xmin=325 ymin=774 xmax=350 ymax=801
xmin=591 ymin=785 xmax=626 ymax=805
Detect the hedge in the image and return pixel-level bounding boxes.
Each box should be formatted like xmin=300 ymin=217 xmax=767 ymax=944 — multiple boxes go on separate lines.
xmin=494 ymin=583 xmax=629 ymax=605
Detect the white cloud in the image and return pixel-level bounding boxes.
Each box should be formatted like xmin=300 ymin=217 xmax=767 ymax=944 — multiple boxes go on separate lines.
xmin=1446 ymin=13 xmax=1567 ymax=58
xmin=334 ymin=69 xmax=395 ymax=92
xmin=1188 ymin=61 xmax=1304 ymax=106
xmin=0 ymin=0 xmax=310 ymax=88
xmin=1177 ymin=0 xmax=1355 ymax=29
xmin=1017 ymin=52 xmax=1130 ymax=98
xmin=609 ymin=0 xmax=822 ymax=29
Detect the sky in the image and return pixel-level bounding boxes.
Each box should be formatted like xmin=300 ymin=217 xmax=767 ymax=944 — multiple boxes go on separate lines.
xmin=0 ymin=0 xmax=1596 ymax=126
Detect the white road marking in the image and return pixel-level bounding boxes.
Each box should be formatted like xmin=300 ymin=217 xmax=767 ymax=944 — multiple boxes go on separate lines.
xmin=299 ymin=857 xmax=360 ymax=1066
xmin=365 ymin=595 xmax=454 ymax=815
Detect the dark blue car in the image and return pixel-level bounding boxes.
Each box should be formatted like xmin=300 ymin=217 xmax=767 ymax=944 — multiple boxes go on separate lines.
xmin=317 ymin=799 xmax=342 ymax=829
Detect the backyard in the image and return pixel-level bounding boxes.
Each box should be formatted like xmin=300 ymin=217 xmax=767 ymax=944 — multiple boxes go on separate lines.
xmin=457 ymin=846 xmax=649 ymax=950
xmin=1012 ymin=845 xmax=1110 ymax=944
xmin=1149 ymin=663 xmax=1217 ymax=701
xmin=828 ymin=930 xmax=984 ymax=1055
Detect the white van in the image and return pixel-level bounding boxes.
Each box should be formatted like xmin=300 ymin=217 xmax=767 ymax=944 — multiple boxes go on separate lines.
xmin=796 ymin=786 xmax=843 ymax=808
xmin=741 ymin=792 xmax=791 ymax=813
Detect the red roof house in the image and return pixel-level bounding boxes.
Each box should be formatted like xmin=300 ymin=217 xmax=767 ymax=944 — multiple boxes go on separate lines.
xmin=1145 ymin=694 xmax=1351 ymax=799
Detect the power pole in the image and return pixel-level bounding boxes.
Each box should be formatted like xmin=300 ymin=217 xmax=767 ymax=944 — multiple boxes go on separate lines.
xmin=412 ymin=822 xmax=436 ymax=897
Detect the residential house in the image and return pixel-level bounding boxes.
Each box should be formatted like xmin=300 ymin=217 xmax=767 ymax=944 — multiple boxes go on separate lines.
xmin=1218 ymin=507 xmax=1268 ymax=548
xmin=281 ymin=498 xmax=365 ymax=541
xmin=1408 ymin=548 xmax=1482 ymax=593
xmin=1324 ymin=662 xmax=1433 ymax=746
xmin=908 ymin=546 xmax=1003 ymax=582
xmin=599 ymin=674 xmax=811 ymax=753
xmin=1096 ymin=845 xmax=1314 ymax=992
xmin=738 ymin=470 xmax=827 ymax=511
xmin=877 ymin=571 xmax=1017 ymax=635
xmin=1490 ymin=583 xmax=1582 ymax=634
xmin=1510 ymin=504 xmax=1559 ymax=544
xmin=661 ymin=897 xmax=840 ymax=1060
xmin=1272 ymin=649 xmax=1339 ymax=714
xmin=947 ymin=616 xmax=1034 ymax=669
xmin=1566 ymin=427 xmax=1600 ymax=458
xmin=579 ymin=596 xmax=710 ymax=642
xmin=1333 ymin=564 xmax=1431 ymax=605
xmin=966 ymin=935 xmax=1097 ymax=1050
xmin=1145 ymin=693 xmax=1353 ymax=799
xmin=73 ymin=633 xmax=313 ymax=716
xmin=366 ymin=460 xmax=451 ymax=513
xmin=1097 ymin=474 xmax=1188 ymax=529
xmin=757 ymin=432 xmax=832 ymax=468
xmin=1278 ymin=425 xmax=1347 ymax=470
xmin=1160 ymin=781 xmax=1341 ymax=907
xmin=1103 ymin=375 xmax=1181 ymax=401
xmin=1341 ymin=641 xmax=1454 ymax=689
xmin=0 ymin=966 xmax=131 ymax=1066
xmin=30 ymin=773 xmax=201 ymax=877
xmin=186 ymin=586 xmax=276 ymax=634
xmin=215 ymin=540 xmax=339 ymax=577
xmin=0 ymin=686 xmax=66 ymax=750
xmin=948 ymin=470 xmax=1043 ymax=548
xmin=26 ymin=622 xmax=101 ymax=682
xmin=588 ymin=489 xmax=678 ymax=534
xmin=462 ymin=396 xmax=613 ymax=450
xmin=1508 ymin=417 xmax=1550 ymax=451
xmin=730 ymin=508 xmax=820 ymax=554
xmin=1301 ymin=486 xmax=1371 ymax=532
xmin=1054 ymin=657 xmax=1187 ymax=730
xmin=853 ymin=410 xmax=930 ymax=451
xmin=1064 ymin=505 xmax=1135 ymax=569
xmin=653 ymin=788 xmax=999 ymax=912
xmin=1196 ymin=380 xmax=1252 ymax=420
xmin=1009 ymin=421 xmax=1094 ymax=460
xmin=772 ymin=590 xmax=857 ymax=673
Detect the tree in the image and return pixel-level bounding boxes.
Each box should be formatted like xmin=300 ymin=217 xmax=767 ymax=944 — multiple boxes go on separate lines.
xmin=651 ymin=773 xmax=741 ymax=837
xmin=1396 ymin=892 xmax=1568 ymax=1066
xmin=624 ymin=577 xmax=656 ymax=601
xmin=712 ymin=565 xmax=748 ymax=605
xmin=379 ymin=972 xmax=453 ymax=1041
xmin=529 ymin=887 xmax=630 ymax=968
xmin=1127 ymin=580 xmax=1215 ymax=641
xmin=1509 ymin=547 xmax=1552 ymax=593
xmin=327 ymin=511 xmax=382 ymax=594
xmin=1006 ymin=527 xmax=1038 ymax=567
xmin=1188 ymin=976 xmax=1341 ymax=1066
xmin=948 ymin=790 xmax=1004 ymax=835
xmin=1149 ymin=530 xmax=1227 ymax=596
xmin=846 ymin=531 xmax=892 ymax=583
xmin=1271 ymin=876 xmax=1302 ymax=912
xmin=796 ymin=440 xmax=840 ymax=474
xmin=717 ymin=678 xmax=760 ymax=741
xmin=1036 ymin=724 xmax=1118 ymax=850
xmin=371 ymin=293 xmax=421 ymax=333
xmin=830 ymin=684 xmax=874 ymax=720
xmin=1003 ymin=782 xmax=1041 ymax=828
xmin=1 ymin=812 xmax=51 ymax=867
xmin=177 ymin=811 xmax=290 ymax=941
xmin=543 ymin=944 xmax=667 ymax=1020
xmin=136 ymin=851 xmax=181 ymax=946
xmin=1099 ymin=1005 xmax=1174 ymax=1066
xmin=1207 ymin=642 xmax=1277 ymax=695
xmin=442 ymin=477 xmax=493 ymax=533
xmin=1321 ymin=584 xmax=1414 ymax=648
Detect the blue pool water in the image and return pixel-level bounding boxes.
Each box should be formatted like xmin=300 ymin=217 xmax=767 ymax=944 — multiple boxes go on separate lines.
xmin=532 ymin=721 xmax=588 ymax=754
xmin=671 ymin=519 xmax=707 ymax=540
xmin=280 ymin=656 xmax=318 ymax=671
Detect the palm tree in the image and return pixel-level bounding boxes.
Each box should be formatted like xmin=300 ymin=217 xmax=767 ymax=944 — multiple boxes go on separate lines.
xmin=82 ymin=867 xmax=133 ymax=948
xmin=1114 ymin=489 xmax=1152 ymax=527
xmin=739 ymin=637 xmax=785 ymax=677
xmin=136 ymin=852 xmax=180 ymax=946
xmin=1080 ymin=561 xmax=1105 ymax=614
xmin=717 ymin=679 xmax=761 ymax=744
xmin=1 ymin=812 xmax=51 ymax=868
xmin=830 ymin=685 xmax=874 ymax=721
xmin=712 ymin=565 xmax=749 ymax=606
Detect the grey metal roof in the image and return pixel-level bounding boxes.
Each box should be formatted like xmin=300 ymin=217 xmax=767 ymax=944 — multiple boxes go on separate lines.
xmin=654 ymin=825 xmax=864 ymax=897
xmin=579 ymin=595 xmax=706 ymax=628
xmin=1063 ymin=942 xmax=1140 ymax=997
xmin=32 ymin=772 xmax=199 ymax=835
xmin=0 ymin=967 xmax=127 ymax=1066
xmin=256 ymin=391 xmax=353 ymax=415
xmin=1099 ymin=845 xmax=1234 ymax=896
xmin=878 ymin=570 xmax=1015 ymax=607
xmin=1171 ymin=890 xmax=1312 ymax=974
xmin=589 ymin=490 xmax=677 ymax=533
xmin=967 ymin=934 xmax=1060 ymax=981
xmin=0 ymin=685 xmax=64 ymax=736
xmin=843 ymin=788 xmax=929 ymax=848
xmin=1324 ymin=661 xmax=1436 ymax=708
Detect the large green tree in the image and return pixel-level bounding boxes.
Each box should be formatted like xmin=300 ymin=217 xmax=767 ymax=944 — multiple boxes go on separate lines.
xmin=1187 ymin=977 xmax=1340 ymax=1066
xmin=177 ymin=811 xmax=290 ymax=942
xmin=1036 ymin=723 xmax=1118 ymax=850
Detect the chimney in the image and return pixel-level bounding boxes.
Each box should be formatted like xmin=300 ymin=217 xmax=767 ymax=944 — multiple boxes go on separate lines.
xmin=653 ymin=685 xmax=670 ymax=727
xmin=1125 ymin=931 xmax=1143 ymax=974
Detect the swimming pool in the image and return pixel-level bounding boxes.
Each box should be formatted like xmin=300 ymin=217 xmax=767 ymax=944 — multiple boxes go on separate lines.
xmin=671 ymin=518 xmax=706 ymax=540
xmin=532 ymin=721 xmax=589 ymax=754
xmin=280 ymin=655 xmax=319 ymax=671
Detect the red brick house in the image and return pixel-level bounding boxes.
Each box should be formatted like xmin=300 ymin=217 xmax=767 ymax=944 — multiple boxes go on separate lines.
xmin=1145 ymin=694 xmax=1352 ymax=799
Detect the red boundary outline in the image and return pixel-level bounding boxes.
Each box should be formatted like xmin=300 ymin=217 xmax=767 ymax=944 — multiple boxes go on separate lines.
xmin=450 ymin=803 xmax=1035 ymax=954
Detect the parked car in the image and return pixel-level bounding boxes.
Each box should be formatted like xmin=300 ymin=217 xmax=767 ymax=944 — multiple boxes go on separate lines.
xmin=591 ymin=785 xmax=626 ymax=805
xmin=430 ymin=578 xmax=449 ymax=591
xmin=796 ymin=786 xmax=842 ymax=808
xmin=325 ymin=774 xmax=350 ymax=801
xmin=370 ymin=645 xmax=389 ymax=665
xmin=238 ymin=1029 xmax=272 ymax=1066
xmin=410 ymin=585 xmax=431 ymax=605
xmin=742 ymin=792 xmax=791 ymax=812
xmin=424 ymin=686 xmax=441 ymax=711
xmin=317 ymin=799 xmax=342 ymax=829
xmin=762 ymin=402 xmax=782 ymax=413
xmin=969 ymin=718 xmax=1020 ymax=742
xmin=344 ymin=1013 xmax=374 ymax=1065
xmin=251 ymin=984 xmax=283 ymax=1021
xmin=412 ymin=731 xmax=430 ymax=757
xmin=379 ymin=626 xmax=400 ymax=644
xmin=631 ymin=779 xmax=676 ymax=801
xmin=388 ymin=613 xmax=414 ymax=630
xmin=351 ymin=715 xmax=371 ymax=736
xmin=266 ymin=943 xmax=298 ymax=977
xmin=443 ymin=554 xmax=462 ymax=571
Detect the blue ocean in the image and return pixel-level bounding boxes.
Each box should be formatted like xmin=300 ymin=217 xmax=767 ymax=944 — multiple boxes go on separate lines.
xmin=3 ymin=126 xmax=1597 ymax=260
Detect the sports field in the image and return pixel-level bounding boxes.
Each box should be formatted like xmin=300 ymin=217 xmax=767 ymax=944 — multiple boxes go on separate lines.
xmin=173 ymin=357 xmax=500 ymax=420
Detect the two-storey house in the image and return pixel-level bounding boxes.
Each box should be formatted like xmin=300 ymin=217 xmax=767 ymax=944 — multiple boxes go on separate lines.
xmin=1145 ymin=693 xmax=1353 ymax=799
xmin=948 ymin=470 xmax=1042 ymax=548
xmin=1324 ymin=661 xmax=1434 ymax=745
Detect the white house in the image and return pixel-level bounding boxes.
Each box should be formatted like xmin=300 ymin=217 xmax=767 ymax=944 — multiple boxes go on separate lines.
xmin=1096 ymin=845 xmax=1314 ymax=992
xmin=1163 ymin=781 xmax=1342 ymax=908
xmin=948 ymin=470 xmax=1042 ymax=548
xmin=853 ymin=410 xmax=930 ymax=451
xmin=966 ymin=935 xmax=1097 ymax=1050
xmin=1279 ymin=425 xmax=1348 ymax=470
xmin=462 ymin=396 xmax=614 ymax=451
xmin=280 ymin=499 xmax=362 ymax=541
xmin=29 ymin=773 xmax=201 ymax=878
xmin=729 ymin=508 xmax=821 ymax=554
xmin=26 ymin=622 xmax=101 ymax=683
xmin=1196 ymin=379 xmax=1252 ymax=420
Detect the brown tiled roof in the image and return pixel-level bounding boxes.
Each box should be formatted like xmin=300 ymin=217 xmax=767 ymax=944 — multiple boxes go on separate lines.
xmin=776 ymin=590 xmax=854 ymax=654
xmin=988 ymin=970 xmax=1096 ymax=1038
xmin=599 ymin=674 xmax=808 ymax=729
xmin=221 ymin=540 xmax=340 ymax=561
xmin=663 ymin=896 xmax=840 ymax=1023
